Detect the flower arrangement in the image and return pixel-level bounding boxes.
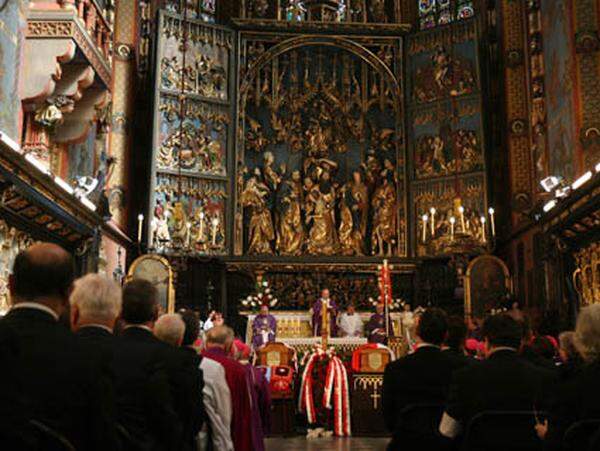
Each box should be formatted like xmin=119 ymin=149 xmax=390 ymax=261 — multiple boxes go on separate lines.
xmin=367 ymin=296 xmax=405 ymax=311
xmin=240 ymin=279 xmax=279 ymax=311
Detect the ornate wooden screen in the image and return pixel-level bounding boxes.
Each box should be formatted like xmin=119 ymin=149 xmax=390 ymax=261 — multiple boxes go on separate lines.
xmin=406 ymin=19 xmax=489 ymax=258
xmin=148 ymin=11 xmax=234 ymax=257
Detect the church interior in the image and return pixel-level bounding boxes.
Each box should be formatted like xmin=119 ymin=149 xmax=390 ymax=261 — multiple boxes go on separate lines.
xmin=1 ymin=0 xmax=600 ymax=450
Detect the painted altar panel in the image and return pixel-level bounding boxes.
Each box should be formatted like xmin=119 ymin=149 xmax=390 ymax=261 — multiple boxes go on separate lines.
xmin=412 ymin=174 xmax=486 ymax=257
xmin=0 ymin=0 xmax=26 ymax=142
xmin=412 ymin=98 xmax=484 ymax=179
xmin=149 ymin=11 xmax=233 ymax=256
xmin=407 ymin=23 xmax=479 ymax=105
xmin=407 ymin=19 xmax=488 ymax=258
xmin=235 ymin=33 xmax=406 ymax=258
xmin=157 ymin=94 xmax=228 ymax=176
xmin=540 ymin=0 xmax=577 ymax=181
xmin=152 ymin=174 xmax=227 ymax=254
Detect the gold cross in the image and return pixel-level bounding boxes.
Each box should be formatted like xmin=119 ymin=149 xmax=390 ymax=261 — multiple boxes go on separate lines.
xmin=370 ymin=386 xmax=381 ymax=410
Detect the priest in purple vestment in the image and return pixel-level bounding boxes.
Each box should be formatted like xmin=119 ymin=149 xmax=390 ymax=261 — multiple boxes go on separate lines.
xmin=365 ymin=303 xmax=387 ymax=344
xmin=251 ymin=304 xmax=277 ymax=349
xmin=312 ymin=289 xmax=338 ymax=337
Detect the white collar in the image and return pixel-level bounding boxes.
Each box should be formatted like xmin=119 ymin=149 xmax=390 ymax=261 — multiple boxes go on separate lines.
xmin=11 ymin=302 xmax=59 ymax=321
xmin=79 ymin=324 xmax=113 ymax=334
xmin=416 ymin=342 xmax=441 ymax=350
xmin=489 ymin=346 xmax=517 ymax=356
xmin=124 ymin=324 xmax=153 ymax=333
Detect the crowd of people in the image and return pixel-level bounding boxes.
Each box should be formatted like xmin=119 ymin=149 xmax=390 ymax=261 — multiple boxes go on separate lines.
xmin=0 ymin=243 xmax=271 ymax=451
xmin=383 ymin=306 xmax=600 ymax=450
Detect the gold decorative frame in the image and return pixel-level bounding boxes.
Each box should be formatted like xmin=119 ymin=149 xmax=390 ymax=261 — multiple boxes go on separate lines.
xmin=464 ymin=255 xmax=512 ymax=318
xmin=126 ymin=254 xmax=176 ymax=313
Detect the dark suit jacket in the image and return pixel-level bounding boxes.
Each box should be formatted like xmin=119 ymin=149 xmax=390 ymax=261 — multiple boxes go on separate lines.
xmin=175 ymin=346 xmax=205 ymax=451
xmin=115 ymin=326 xmax=183 ymax=451
xmin=446 ymin=349 xmax=556 ymax=428
xmin=0 ymin=307 xmax=119 ymax=450
xmin=383 ymin=345 xmax=470 ymax=448
xmin=545 ymin=360 xmax=600 ymax=450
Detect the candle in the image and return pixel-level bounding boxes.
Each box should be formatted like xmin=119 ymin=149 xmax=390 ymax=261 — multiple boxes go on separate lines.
xmin=458 ymin=206 xmax=465 ymax=232
xmin=211 ymin=217 xmax=219 ymax=246
xmin=488 ymin=207 xmax=496 ymax=237
xmin=137 ymin=214 xmax=144 ymax=243
xmin=429 ymin=207 xmax=436 ymax=236
xmin=449 ymin=216 xmax=456 ymax=241
xmin=421 ymin=214 xmax=428 ymax=243
xmin=480 ymin=216 xmax=487 ymax=242
xmin=186 ymin=221 xmax=192 ymax=247
xmin=199 ymin=211 xmax=205 ymax=241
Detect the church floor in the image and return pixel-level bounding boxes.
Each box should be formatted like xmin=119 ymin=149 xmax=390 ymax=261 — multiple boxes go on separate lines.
xmin=265 ymin=437 xmax=388 ymax=450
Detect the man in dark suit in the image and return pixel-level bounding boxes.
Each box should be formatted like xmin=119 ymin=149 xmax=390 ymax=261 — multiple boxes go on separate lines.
xmin=442 ymin=315 xmax=475 ymax=366
xmin=383 ymin=308 xmax=468 ymax=451
xmin=439 ymin=314 xmax=555 ymax=444
xmin=0 ymin=243 xmax=118 ymax=450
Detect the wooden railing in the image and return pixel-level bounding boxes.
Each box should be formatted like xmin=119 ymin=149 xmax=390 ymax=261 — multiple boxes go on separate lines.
xmin=60 ymin=0 xmax=113 ymax=63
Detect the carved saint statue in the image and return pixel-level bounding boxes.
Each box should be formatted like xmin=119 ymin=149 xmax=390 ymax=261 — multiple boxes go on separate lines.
xmin=241 ymin=176 xmax=275 ymax=255
xmin=276 ymin=170 xmax=305 ymax=256
xmin=306 ymin=173 xmax=339 ymax=255
xmin=339 ymin=171 xmax=368 ymax=256
xmin=371 ymin=170 xmax=397 ymax=256
xmin=170 ymin=201 xmax=188 ymax=248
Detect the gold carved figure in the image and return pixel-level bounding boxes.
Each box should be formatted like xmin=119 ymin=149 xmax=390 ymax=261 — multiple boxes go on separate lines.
xmin=241 ymin=176 xmax=275 ymax=255
xmin=371 ymin=170 xmax=397 ymax=256
xmin=276 ymin=171 xmax=305 ymax=256
xmin=306 ymin=173 xmax=339 ymax=255
xmin=339 ymin=171 xmax=368 ymax=256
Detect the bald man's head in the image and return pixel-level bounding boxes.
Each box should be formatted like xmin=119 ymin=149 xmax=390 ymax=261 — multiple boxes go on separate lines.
xmin=10 ymin=243 xmax=74 ymax=305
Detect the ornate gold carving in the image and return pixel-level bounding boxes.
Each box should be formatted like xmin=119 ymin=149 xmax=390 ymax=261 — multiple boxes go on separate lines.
xmin=573 ymin=243 xmax=600 ymax=306
xmin=0 ymin=220 xmax=35 ymax=313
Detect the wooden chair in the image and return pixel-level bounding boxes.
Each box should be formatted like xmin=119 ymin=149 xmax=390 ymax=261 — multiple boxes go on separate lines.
xmin=255 ymin=341 xmax=295 ymax=368
xmin=352 ymin=345 xmax=393 ymax=373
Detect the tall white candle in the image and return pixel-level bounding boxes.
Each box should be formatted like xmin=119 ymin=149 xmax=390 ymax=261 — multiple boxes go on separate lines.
xmin=199 ymin=211 xmax=205 ymax=241
xmin=137 ymin=214 xmax=144 ymax=243
xmin=480 ymin=216 xmax=487 ymax=242
xmin=421 ymin=214 xmax=428 ymax=243
xmin=458 ymin=206 xmax=465 ymax=232
xmin=488 ymin=207 xmax=496 ymax=237
xmin=429 ymin=207 xmax=436 ymax=236
xmin=450 ymin=216 xmax=456 ymax=241
xmin=211 ymin=217 xmax=219 ymax=246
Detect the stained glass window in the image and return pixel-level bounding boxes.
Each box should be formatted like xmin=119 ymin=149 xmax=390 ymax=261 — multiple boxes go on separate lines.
xmin=418 ymin=0 xmax=474 ymax=29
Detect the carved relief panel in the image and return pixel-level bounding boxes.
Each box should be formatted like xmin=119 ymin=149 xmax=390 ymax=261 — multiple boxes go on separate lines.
xmin=149 ymin=11 xmax=233 ymax=256
xmin=407 ymin=20 xmax=489 ymax=257
xmin=235 ymin=34 xmax=406 ymax=258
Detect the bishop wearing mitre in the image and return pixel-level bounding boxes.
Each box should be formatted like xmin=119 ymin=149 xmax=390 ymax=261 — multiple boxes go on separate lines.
xmin=311 ymin=288 xmax=338 ymax=337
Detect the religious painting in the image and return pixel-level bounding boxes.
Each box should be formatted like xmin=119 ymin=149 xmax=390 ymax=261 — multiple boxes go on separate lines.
xmin=413 ymin=175 xmax=486 ymax=257
xmin=0 ymin=0 xmax=26 ymax=142
xmin=152 ymin=174 xmax=227 ymax=254
xmin=159 ymin=14 xmax=229 ymax=101
xmin=408 ymin=23 xmax=479 ymax=104
xmin=465 ymin=255 xmax=512 ymax=320
xmin=541 ymin=0 xmax=577 ymax=182
xmin=127 ymin=254 xmax=175 ymax=314
xmin=236 ymin=35 xmax=406 ymax=258
xmin=67 ymin=123 xmax=98 ymax=184
xmin=412 ymin=100 xmax=484 ymax=179
xmin=157 ymin=95 xmax=227 ymax=175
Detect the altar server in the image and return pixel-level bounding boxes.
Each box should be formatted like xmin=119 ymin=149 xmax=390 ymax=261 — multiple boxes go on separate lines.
xmin=339 ymin=304 xmax=363 ymax=337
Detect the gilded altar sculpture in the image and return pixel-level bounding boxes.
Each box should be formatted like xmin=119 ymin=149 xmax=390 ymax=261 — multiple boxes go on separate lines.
xmin=236 ymin=39 xmax=407 ymax=258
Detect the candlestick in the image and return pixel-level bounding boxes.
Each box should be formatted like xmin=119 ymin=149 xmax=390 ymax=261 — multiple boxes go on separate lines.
xmin=211 ymin=217 xmax=219 ymax=246
xmin=137 ymin=214 xmax=144 ymax=243
xmin=421 ymin=214 xmax=428 ymax=243
xmin=429 ymin=207 xmax=436 ymax=236
xmin=488 ymin=207 xmax=496 ymax=237
xmin=449 ymin=216 xmax=456 ymax=241
xmin=480 ymin=216 xmax=486 ymax=242
xmin=458 ymin=206 xmax=465 ymax=232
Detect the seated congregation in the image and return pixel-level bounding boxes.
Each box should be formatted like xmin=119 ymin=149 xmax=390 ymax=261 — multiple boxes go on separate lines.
xmin=2 ymin=241 xmax=600 ymax=451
